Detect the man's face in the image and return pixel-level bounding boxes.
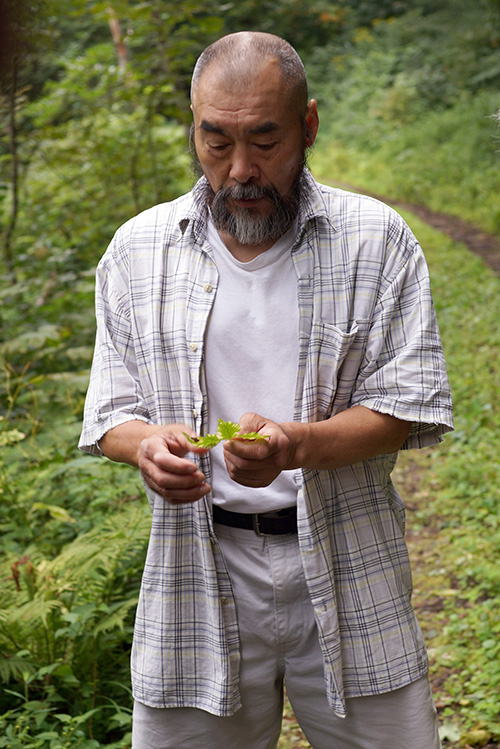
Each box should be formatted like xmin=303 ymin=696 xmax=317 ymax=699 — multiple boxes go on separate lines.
xmin=191 ymin=59 xmax=318 ymax=250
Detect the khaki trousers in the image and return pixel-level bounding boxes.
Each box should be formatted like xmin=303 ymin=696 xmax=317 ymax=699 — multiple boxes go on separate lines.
xmin=132 ymin=523 xmax=441 ymax=749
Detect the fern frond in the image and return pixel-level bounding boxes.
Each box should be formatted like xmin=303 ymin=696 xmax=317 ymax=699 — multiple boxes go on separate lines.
xmin=92 ymin=597 xmax=140 ymax=636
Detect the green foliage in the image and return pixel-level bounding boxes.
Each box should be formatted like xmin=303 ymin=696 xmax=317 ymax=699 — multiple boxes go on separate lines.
xmin=312 ymin=0 xmax=500 ymax=235
xmin=7 ymin=41 xmax=192 ymax=266
xmin=1 ymin=240 xmax=146 ymax=746
xmin=217 ymin=0 xmax=346 ymax=55
xmin=0 ymin=430 xmax=147 ymax=745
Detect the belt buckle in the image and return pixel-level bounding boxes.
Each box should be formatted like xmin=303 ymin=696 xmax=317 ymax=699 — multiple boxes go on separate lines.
xmin=252 ymin=513 xmax=271 ymax=537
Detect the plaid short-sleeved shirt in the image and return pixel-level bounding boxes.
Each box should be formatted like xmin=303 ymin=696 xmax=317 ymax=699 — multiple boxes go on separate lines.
xmin=79 ymin=172 xmax=453 ymax=718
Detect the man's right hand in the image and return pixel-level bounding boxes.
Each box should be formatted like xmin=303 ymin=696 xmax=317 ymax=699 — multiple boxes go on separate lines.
xmin=99 ymin=422 xmax=210 ymax=504
xmin=138 ymin=426 xmax=210 ymax=504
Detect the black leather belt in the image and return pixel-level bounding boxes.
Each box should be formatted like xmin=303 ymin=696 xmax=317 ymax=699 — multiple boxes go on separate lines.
xmin=213 ymin=504 xmax=297 ymax=536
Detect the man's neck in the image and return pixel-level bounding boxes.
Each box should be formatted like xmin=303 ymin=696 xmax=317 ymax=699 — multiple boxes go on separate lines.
xmin=218 ymin=230 xmax=278 ymax=262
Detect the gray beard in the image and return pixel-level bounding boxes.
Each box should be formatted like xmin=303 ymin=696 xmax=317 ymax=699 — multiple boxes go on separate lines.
xmin=202 ymin=174 xmax=304 ymax=246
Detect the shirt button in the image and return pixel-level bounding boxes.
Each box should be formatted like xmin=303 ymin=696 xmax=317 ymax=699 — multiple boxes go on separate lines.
xmin=189 ymin=342 xmax=198 ymax=352
xmin=203 ymin=283 xmax=213 ymax=293
xmin=220 ymin=596 xmax=229 ymax=606
xmin=192 ymin=409 xmax=198 ymax=419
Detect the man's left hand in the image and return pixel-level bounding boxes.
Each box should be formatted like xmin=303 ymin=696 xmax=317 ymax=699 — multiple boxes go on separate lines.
xmin=223 ymin=412 xmax=295 ymax=487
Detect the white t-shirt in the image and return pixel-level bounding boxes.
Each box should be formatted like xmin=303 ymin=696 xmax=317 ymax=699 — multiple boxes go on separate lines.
xmin=205 ymin=217 xmax=299 ymax=513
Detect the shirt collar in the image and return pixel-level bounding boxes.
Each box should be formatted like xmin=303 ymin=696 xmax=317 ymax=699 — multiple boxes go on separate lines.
xmin=296 ymin=169 xmax=337 ymax=236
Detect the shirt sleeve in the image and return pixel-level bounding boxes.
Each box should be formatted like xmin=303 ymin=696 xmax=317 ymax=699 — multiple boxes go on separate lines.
xmin=78 ymin=231 xmax=151 ymax=455
xmin=350 ymin=221 xmax=454 ymax=449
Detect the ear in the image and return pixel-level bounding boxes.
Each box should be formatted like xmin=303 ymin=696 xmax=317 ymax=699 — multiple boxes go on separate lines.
xmin=304 ymin=99 xmax=319 ymax=148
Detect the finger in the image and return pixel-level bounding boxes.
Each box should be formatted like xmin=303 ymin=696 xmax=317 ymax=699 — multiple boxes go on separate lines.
xmin=224 ymin=435 xmax=285 ymax=474
xmin=159 ymin=483 xmax=211 ymax=504
xmin=224 ymin=449 xmax=273 ymax=479
xmin=140 ymin=454 xmax=205 ymax=487
xmin=238 ymin=411 xmax=267 ymax=434
xmin=141 ymin=463 xmax=211 ymax=503
xmin=140 ymin=435 xmax=201 ymax=474
xmin=141 ymin=430 xmax=209 ymax=463
xmin=152 ymin=451 xmax=202 ymax=475
xmin=169 ymin=433 xmax=211 ymax=458
xmin=224 ymin=461 xmax=276 ymax=488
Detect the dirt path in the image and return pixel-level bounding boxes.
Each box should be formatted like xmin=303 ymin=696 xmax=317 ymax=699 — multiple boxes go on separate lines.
xmin=333 ymin=182 xmax=500 ymax=275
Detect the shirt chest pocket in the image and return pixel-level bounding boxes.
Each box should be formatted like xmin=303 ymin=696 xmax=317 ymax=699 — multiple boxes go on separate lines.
xmin=303 ymin=320 xmax=370 ymax=420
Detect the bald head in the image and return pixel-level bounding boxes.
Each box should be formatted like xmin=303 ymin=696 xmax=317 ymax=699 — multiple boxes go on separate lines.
xmin=191 ymin=32 xmax=308 ymax=116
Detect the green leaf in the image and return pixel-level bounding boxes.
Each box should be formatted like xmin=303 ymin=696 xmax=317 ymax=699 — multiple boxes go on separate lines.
xmin=237 ymin=431 xmax=269 ymax=442
xmin=184 ymin=432 xmax=221 ymax=448
xmin=216 ymin=419 xmax=241 ymax=440
xmin=184 ymin=420 xmax=269 ymax=449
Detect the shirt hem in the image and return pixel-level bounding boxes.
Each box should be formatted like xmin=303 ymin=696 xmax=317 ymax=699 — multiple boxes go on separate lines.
xmin=131 ymin=692 xmax=242 ymax=717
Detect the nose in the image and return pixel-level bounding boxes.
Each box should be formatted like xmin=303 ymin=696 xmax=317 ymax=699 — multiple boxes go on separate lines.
xmin=229 ymin=146 xmax=259 ymax=184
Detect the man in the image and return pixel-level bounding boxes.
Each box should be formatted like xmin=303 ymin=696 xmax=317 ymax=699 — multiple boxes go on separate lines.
xmin=80 ymin=31 xmax=453 ymax=748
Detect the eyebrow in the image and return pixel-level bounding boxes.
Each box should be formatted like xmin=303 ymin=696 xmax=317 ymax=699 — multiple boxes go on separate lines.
xmin=200 ymin=120 xmax=226 ymax=135
xmin=199 ymin=120 xmax=280 ymax=136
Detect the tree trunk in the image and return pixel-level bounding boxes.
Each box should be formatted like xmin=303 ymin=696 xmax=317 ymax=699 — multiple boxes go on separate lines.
xmin=2 ymin=58 xmax=19 ymax=283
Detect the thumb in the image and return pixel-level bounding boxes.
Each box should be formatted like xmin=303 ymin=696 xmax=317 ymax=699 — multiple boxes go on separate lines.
xmin=238 ymin=412 xmax=266 ymax=434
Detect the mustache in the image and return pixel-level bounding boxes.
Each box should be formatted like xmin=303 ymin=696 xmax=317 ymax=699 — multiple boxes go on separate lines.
xmin=212 ymin=183 xmax=281 ymax=204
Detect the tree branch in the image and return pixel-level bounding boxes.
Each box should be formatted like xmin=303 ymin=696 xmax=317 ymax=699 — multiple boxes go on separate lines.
xmin=107 ymin=7 xmax=129 ymax=78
